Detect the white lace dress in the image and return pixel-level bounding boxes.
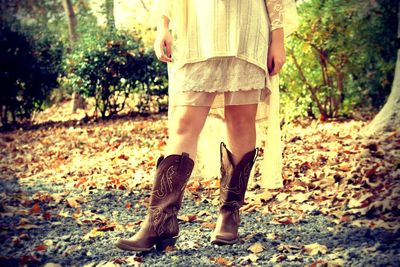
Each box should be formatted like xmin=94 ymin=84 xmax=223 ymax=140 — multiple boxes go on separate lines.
xmin=165 ymin=0 xmax=287 ymax=189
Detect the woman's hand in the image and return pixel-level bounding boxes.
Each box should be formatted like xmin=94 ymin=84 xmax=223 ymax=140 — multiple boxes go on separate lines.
xmin=267 ymin=28 xmax=285 ymax=76
xmin=154 ymin=16 xmax=173 ymax=63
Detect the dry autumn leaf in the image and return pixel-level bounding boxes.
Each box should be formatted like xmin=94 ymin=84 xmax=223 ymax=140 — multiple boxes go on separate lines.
xmin=43 ymin=263 xmax=62 ymax=267
xmin=201 ymin=222 xmax=216 ymax=228
xmin=303 ymin=242 xmax=328 ymax=255
xmin=248 ymin=242 xmax=264 ymax=253
xmin=239 ymin=254 xmax=259 ymax=264
xmin=210 ymin=256 xmax=233 ymax=266
xmin=34 ymin=244 xmax=47 ymax=251
xmin=269 ymin=253 xmax=286 ymax=263
xmin=30 ymin=203 xmax=41 ymax=214
xmin=178 ymin=214 xmax=197 ymax=222
xmin=66 ymin=197 xmax=80 ymax=208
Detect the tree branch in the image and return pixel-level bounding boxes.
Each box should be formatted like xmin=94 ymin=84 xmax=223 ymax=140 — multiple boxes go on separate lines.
xmin=140 ymin=0 xmax=149 ymax=12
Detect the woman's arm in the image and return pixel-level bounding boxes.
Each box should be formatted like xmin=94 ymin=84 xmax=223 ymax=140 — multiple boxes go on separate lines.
xmin=154 ymin=0 xmax=173 ymax=63
xmin=266 ymin=0 xmax=285 ymax=76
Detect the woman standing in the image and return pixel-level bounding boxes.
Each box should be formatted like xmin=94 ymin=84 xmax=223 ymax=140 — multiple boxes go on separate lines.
xmin=116 ymin=0 xmax=297 ymax=251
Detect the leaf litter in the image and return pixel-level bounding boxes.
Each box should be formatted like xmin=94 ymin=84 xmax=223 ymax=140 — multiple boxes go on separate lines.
xmin=0 ymin=104 xmax=399 ymax=266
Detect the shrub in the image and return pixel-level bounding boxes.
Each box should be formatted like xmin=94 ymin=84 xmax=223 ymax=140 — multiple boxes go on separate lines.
xmin=0 ymin=21 xmax=63 ymax=126
xmin=63 ymin=29 xmax=168 ymax=118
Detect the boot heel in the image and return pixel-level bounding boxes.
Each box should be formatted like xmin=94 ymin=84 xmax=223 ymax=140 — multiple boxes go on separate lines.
xmin=155 ymin=236 xmax=178 ymax=252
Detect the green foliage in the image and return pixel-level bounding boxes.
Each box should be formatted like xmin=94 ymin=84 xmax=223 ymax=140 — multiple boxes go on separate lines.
xmin=0 ymin=21 xmax=64 ymax=126
xmin=281 ymin=0 xmax=398 ymax=121
xmin=62 ymin=29 xmax=167 ymax=118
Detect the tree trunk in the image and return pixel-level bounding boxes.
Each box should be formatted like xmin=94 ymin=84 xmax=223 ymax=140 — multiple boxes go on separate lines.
xmin=62 ymin=0 xmax=78 ymax=45
xmin=105 ymin=0 xmax=115 ymax=32
xmin=62 ymin=0 xmax=86 ymax=113
xmin=359 ymin=49 xmax=400 ymax=136
xmin=359 ymin=3 xmax=400 ymax=137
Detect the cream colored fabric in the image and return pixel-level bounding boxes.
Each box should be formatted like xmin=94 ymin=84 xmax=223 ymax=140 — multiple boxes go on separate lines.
xmin=169 ymin=57 xmax=271 ymax=92
xmin=154 ymin=0 xmax=299 ymax=189
xmin=266 ymin=0 xmax=284 ymax=31
xmin=168 ymin=57 xmax=271 ymax=117
xmin=156 ymin=0 xmax=271 ymax=72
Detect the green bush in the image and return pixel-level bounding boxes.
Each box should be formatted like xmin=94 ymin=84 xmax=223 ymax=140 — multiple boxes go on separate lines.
xmin=0 ymin=21 xmax=63 ymax=126
xmin=280 ymin=0 xmax=398 ymax=121
xmin=62 ymin=29 xmax=167 ymax=118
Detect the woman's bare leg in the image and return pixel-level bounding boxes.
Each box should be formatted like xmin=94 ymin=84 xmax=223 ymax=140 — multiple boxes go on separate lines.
xmin=224 ymin=104 xmax=258 ymax=165
xmin=165 ymin=105 xmax=212 ymax=161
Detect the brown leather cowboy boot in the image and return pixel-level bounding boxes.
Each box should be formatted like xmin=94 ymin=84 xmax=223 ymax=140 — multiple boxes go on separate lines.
xmin=115 ymin=152 xmax=194 ymax=251
xmin=211 ymin=142 xmax=258 ymax=245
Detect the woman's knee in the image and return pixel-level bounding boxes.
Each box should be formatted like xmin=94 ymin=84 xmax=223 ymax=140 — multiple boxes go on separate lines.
xmin=170 ymin=106 xmax=209 ymax=137
xmin=225 ymin=104 xmax=257 ymax=129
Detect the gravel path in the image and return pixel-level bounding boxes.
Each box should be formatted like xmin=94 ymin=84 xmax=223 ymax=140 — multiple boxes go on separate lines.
xmin=0 ymin=178 xmax=399 ymax=267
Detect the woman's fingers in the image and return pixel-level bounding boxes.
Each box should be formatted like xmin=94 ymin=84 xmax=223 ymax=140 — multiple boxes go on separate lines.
xmin=267 ymin=54 xmax=274 ymax=74
xmin=165 ymin=41 xmax=172 ymax=59
xmin=154 ymin=39 xmax=172 ymax=63
xmin=158 ymin=41 xmax=170 ymax=63
xmin=268 ymin=41 xmax=286 ymax=76
xmin=269 ymin=57 xmax=285 ymax=76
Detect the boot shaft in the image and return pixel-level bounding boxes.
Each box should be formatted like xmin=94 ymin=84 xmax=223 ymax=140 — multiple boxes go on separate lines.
xmin=148 ymin=152 xmax=195 ymax=236
xmin=150 ymin=152 xmax=194 ymax=208
xmin=219 ymin=142 xmax=258 ymax=208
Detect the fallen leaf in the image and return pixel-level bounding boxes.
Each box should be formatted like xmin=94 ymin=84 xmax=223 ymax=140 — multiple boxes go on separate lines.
xmin=197 ymin=210 xmax=210 ymax=216
xmin=248 ymin=242 xmax=264 ymax=253
xmin=66 ymin=197 xmax=80 ymax=208
xmin=277 ymin=243 xmax=302 ymax=253
xmin=201 ymin=222 xmax=216 ymax=228
xmin=303 ymin=242 xmax=328 ymax=255
xmin=124 ymin=255 xmax=144 ymax=264
xmin=83 ymin=228 xmax=104 ymax=240
xmin=287 ymin=254 xmax=302 ymax=261
xmin=239 ymin=254 xmax=259 ymax=264
xmin=269 ymin=253 xmax=286 ymax=263
xmin=164 ymin=245 xmax=175 ymax=252
xmin=97 ymin=224 xmax=116 ymax=231
xmin=178 ymin=214 xmax=197 ymax=222
xmin=34 ymin=244 xmax=47 ymax=251
xmin=276 ymin=192 xmax=289 ymax=202
xmin=16 ymin=218 xmax=41 ymax=230
xmin=273 ymin=216 xmax=294 ymax=225
xmin=30 ymin=203 xmax=41 ymax=214
xmin=210 ymin=256 xmax=233 ymax=266
xmin=265 ymin=232 xmax=277 ymax=240
xmin=43 ymin=263 xmax=62 ymax=267
xmin=308 ymin=259 xmax=328 ymax=267
xmin=290 ymin=192 xmax=310 ymax=203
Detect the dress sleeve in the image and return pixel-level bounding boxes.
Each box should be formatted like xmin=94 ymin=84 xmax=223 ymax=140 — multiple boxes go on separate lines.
xmin=265 ymin=0 xmax=284 ymax=31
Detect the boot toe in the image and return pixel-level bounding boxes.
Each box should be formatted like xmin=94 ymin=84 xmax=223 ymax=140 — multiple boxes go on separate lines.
xmin=211 ymin=232 xmax=239 ymax=245
xmin=115 ymin=238 xmax=153 ymax=251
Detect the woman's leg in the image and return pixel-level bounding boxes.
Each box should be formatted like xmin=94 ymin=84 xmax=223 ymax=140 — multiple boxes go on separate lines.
xmin=116 ymin=105 xmax=211 ymax=252
xmin=210 ymin=103 xmax=258 ymax=245
xmin=224 ymin=104 xmax=258 ymax=164
xmin=165 ymin=105 xmax=212 ymax=161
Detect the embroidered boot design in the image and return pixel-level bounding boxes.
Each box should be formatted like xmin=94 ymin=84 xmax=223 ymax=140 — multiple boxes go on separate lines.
xmin=211 ymin=142 xmax=258 ymax=245
xmin=115 ymin=152 xmax=194 ymax=251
